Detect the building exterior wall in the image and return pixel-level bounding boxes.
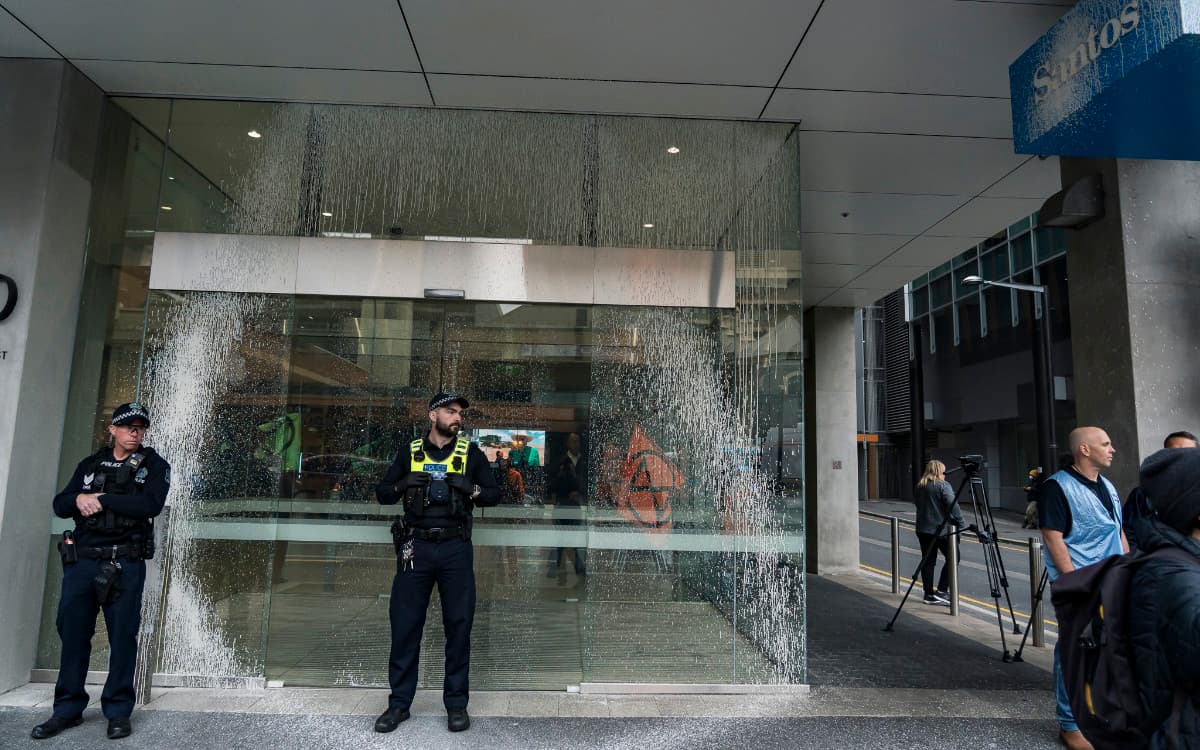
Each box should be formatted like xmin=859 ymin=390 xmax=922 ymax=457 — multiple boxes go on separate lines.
xmin=0 ymin=60 xmax=104 ymax=692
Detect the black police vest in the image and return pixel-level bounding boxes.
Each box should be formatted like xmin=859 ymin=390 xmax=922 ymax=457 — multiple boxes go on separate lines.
xmin=79 ymin=448 xmax=156 ymax=540
xmin=403 ymin=438 xmax=471 ymax=525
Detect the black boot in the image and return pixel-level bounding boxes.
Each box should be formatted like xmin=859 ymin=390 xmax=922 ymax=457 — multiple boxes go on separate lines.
xmin=107 ymin=718 xmax=132 ymax=739
xmin=374 ymin=707 xmax=410 ymax=733
xmin=30 ymin=716 xmax=83 ymax=740
xmin=447 ymin=708 xmax=470 ymax=732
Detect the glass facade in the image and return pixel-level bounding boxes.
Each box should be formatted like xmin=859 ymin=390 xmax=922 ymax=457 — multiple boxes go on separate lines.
xmin=39 ymin=99 xmax=805 ymax=689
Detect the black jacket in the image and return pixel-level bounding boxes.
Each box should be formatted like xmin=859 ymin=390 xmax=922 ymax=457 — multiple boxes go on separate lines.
xmin=52 ymin=446 xmax=170 ymax=547
xmin=375 ymin=434 xmax=499 ymax=528
xmin=1130 ymin=519 xmax=1200 ymax=750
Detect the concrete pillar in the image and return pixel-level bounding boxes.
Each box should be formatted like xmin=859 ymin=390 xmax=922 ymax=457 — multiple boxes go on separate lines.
xmin=1062 ymin=157 xmax=1200 ymax=494
xmin=0 ymin=60 xmax=104 ymax=692
xmin=804 ymin=307 xmax=860 ymax=574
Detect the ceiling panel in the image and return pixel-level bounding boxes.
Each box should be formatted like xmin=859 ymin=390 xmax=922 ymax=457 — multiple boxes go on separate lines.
xmin=782 ymin=0 xmax=1068 ymax=97
xmin=800 ymin=232 xmax=909 ymax=265
xmin=982 ymin=155 xmax=1060 ymax=199
xmin=0 ymin=8 xmax=56 ymax=57
xmin=765 ymin=89 xmax=1013 ymax=138
xmin=803 ymin=263 xmax=864 ymax=287
xmin=801 ymin=191 xmax=965 ymax=235
xmin=2 ymin=0 xmax=420 ymax=70
xmin=429 ymin=75 xmax=768 ymax=119
xmin=845 ymin=264 xmax=930 ymax=291
xmin=76 ymin=61 xmax=433 ymax=106
xmin=405 ymin=0 xmax=821 ymax=86
xmin=798 ymin=131 xmax=1028 ymax=195
xmin=810 ymin=287 xmax=894 ymax=308
xmin=926 ymin=196 xmax=1045 ymax=238
xmin=882 ymin=235 xmax=979 ymax=268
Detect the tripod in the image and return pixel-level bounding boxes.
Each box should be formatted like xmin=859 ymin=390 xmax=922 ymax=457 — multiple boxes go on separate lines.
xmin=1011 ymin=566 xmax=1050 ymax=662
xmin=884 ymin=456 xmax=1024 ymax=661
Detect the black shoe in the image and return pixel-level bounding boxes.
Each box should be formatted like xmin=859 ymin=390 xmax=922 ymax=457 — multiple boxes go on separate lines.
xmin=107 ymin=718 xmax=132 ymax=740
xmin=374 ymin=707 xmax=410 ymax=733
xmin=30 ymin=716 xmax=83 ymax=740
xmin=447 ymin=708 xmax=470 ymax=732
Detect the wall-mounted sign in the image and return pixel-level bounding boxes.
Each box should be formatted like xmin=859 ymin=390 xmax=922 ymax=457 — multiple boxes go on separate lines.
xmin=0 ymin=274 xmax=15 ymax=321
xmin=1011 ymin=0 xmax=1200 ymax=160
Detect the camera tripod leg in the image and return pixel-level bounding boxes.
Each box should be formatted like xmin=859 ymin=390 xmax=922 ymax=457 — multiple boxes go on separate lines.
xmin=1012 ymin=567 xmax=1050 ymax=662
xmin=883 ymin=520 xmax=949 ymax=632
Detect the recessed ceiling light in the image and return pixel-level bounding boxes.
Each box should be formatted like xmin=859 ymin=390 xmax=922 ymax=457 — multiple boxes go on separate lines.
xmin=247 ymin=130 xmax=262 ymax=139
xmin=642 ymin=223 xmax=654 ymax=228
xmin=321 ymin=211 xmax=333 ymax=217
xmin=167 ymin=176 xmax=176 ymax=181
xmin=666 ymin=146 xmax=680 ymax=154
xmin=160 ymin=205 xmax=172 ymax=211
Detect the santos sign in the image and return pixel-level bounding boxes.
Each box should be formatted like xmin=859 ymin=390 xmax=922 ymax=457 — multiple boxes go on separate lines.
xmin=1011 ymin=0 xmax=1200 ymax=160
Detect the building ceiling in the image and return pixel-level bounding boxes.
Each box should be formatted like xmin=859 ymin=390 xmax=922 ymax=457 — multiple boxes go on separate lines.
xmin=0 ymin=0 xmax=1072 ymax=308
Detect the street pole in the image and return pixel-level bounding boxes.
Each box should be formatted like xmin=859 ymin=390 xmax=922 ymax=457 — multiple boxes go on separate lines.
xmin=1029 ymin=292 xmax=1057 ymax=475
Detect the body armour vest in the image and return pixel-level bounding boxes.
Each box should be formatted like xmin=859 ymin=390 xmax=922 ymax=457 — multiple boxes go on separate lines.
xmin=405 ymin=437 xmax=470 ymax=518
xmin=79 ymin=448 xmax=156 ymax=539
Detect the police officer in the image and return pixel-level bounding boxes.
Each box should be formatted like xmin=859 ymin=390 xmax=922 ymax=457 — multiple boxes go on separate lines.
xmin=32 ymin=402 xmax=169 ymax=741
xmin=373 ymin=393 xmax=498 ymax=733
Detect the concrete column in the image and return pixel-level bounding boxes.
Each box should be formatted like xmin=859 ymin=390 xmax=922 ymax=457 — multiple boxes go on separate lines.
xmin=804 ymin=307 xmax=860 ymax=574
xmin=0 ymin=60 xmax=104 ymax=692
xmin=1062 ymin=157 xmax=1200 ymax=494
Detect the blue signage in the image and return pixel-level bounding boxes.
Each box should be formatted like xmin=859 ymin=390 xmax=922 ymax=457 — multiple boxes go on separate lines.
xmin=1011 ymin=0 xmax=1200 ymax=160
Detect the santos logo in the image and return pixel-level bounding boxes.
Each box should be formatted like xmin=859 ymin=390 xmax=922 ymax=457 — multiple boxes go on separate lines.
xmin=1033 ymin=0 xmax=1140 ymax=104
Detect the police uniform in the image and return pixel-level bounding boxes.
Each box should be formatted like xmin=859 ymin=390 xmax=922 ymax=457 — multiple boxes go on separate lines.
xmin=34 ymin=402 xmax=169 ymax=741
xmin=374 ymin=393 xmax=498 ymax=733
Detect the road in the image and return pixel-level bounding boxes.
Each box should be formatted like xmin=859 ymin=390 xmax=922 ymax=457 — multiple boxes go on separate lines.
xmin=858 ymin=504 xmax=1057 ymax=643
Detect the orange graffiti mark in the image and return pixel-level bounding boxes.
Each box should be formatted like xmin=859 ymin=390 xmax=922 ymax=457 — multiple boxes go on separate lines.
xmin=615 ymin=426 xmax=686 ymax=534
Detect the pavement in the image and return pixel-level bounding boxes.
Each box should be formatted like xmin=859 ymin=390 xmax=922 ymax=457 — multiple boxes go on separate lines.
xmin=0 ymin=499 xmax=1061 ymax=749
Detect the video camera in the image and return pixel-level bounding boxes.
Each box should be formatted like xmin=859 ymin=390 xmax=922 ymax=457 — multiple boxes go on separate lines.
xmin=958 ymin=454 xmax=985 ymax=475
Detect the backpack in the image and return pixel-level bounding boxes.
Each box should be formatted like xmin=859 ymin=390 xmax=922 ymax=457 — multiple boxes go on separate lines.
xmin=1050 ymin=547 xmax=1196 ymax=749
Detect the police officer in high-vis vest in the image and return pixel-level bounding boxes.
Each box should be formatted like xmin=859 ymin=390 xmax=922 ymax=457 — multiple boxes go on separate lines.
xmin=373 ymin=393 xmax=499 ymax=734
xmin=32 ymin=402 xmax=169 ymax=741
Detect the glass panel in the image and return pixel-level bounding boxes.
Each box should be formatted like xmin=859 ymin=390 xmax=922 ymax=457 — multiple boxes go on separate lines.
xmin=911 ymin=273 xmax=928 ymax=290
xmin=1035 ymin=227 xmax=1067 ymax=263
xmin=37 ymin=101 xmax=167 ymax=669
xmin=951 ymin=246 xmax=977 ymax=269
xmin=912 ymin=285 xmax=929 ymax=317
xmin=930 ymin=274 xmax=952 ymax=309
xmin=953 ymin=258 xmax=979 ymax=299
xmin=46 ymin=96 xmax=805 ymax=689
xmin=1011 ymin=233 xmax=1034 ymax=272
xmin=1009 ymin=215 xmax=1031 ymax=236
xmin=980 ymin=246 xmax=1010 ymax=281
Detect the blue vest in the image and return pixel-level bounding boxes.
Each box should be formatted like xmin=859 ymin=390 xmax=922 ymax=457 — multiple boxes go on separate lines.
xmin=1044 ymin=469 xmax=1125 ymax=581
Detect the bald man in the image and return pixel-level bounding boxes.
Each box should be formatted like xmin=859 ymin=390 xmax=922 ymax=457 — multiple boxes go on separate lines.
xmin=1040 ymin=426 xmax=1130 ymax=750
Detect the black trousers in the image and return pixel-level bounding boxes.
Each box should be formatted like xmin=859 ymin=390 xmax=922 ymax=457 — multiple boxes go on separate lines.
xmin=387 ymin=537 xmax=475 ymax=711
xmin=53 ymin=557 xmax=146 ymax=720
xmin=915 ymin=532 xmax=957 ymax=597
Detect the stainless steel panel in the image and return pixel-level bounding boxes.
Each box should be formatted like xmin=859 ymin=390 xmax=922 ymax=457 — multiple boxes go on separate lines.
xmin=294 ymin=237 xmax=424 ymax=298
xmin=149 ymin=233 xmax=299 ymax=294
xmin=152 ymin=233 xmax=734 ymax=309
xmin=593 ymin=246 xmax=735 ymax=308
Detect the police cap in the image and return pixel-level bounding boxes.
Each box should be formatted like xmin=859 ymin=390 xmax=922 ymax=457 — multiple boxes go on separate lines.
xmin=429 ymin=392 xmax=469 ymax=411
xmin=112 ymin=402 xmax=151 ymax=426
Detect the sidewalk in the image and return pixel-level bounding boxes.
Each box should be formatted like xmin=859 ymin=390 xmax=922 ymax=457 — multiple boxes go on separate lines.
xmin=0 ymin=566 xmax=1059 ymax=749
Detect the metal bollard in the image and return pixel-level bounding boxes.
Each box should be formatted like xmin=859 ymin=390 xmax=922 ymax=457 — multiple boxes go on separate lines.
xmin=1029 ymin=538 xmax=1046 ymax=647
xmin=948 ymin=533 xmax=959 ymax=617
xmin=889 ymin=517 xmax=900 ymax=594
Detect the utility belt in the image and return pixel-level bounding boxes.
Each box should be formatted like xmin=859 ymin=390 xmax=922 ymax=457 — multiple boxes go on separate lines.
xmin=56 ymin=531 xmax=141 ymax=605
xmin=389 ymin=518 xmax=469 ymax=552
xmin=58 ymin=529 xmax=154 ymax=565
